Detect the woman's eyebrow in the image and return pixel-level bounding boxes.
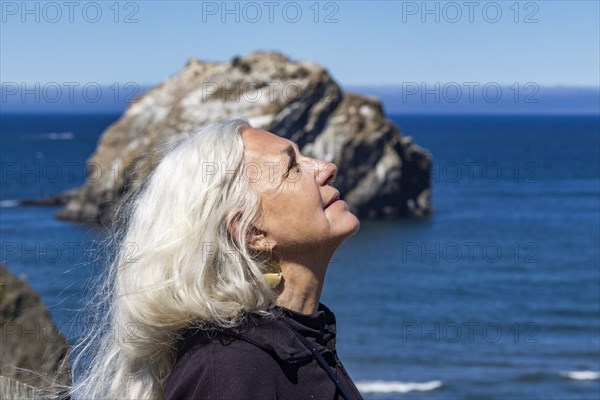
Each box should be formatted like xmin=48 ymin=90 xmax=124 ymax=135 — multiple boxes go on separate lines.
xmin=281 ymin=144 xmax=297 ymax=172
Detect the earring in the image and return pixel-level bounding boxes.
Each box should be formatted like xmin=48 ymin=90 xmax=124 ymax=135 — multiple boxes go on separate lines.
xmin=262 ymin=259 xmax=282 ymax=289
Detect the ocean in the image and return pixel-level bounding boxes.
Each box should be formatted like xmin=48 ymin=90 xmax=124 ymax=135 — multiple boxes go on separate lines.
xmin=1 ymin=113 xmax=599 ymax=399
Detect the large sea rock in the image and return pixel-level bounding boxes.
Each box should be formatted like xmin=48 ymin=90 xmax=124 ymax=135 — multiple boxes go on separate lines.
xmin=0 ymin=263 xmax=70 ymax=393
xmin=56 ymin=51 xmax=432 ymax=224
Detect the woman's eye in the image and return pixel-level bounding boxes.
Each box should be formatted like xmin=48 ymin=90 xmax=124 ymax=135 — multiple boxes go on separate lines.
xmin=286 ymin=160 xmax=300 ymax=173
xmin=284 ymin=161 xmax=301 ymax=180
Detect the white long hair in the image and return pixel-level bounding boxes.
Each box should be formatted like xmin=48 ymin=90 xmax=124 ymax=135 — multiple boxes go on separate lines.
xmin=68 ymin=118 xmax=278 ymax=399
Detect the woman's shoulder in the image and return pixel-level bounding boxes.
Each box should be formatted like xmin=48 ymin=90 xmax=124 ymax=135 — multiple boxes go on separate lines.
xmin=165 ymin=314 xmax=298 ymax=400
xmin=173 ymin=323 xmax=283 ymax=367
xmin=172 ymin=310 xmax=312 ymax=365
xmin=164 ymin=305 xmax=346 ymax=400
xmin=171 ymin=327 xmax=281 ymax=373
xmin=165 ymin=334 xmax=280 ymax=399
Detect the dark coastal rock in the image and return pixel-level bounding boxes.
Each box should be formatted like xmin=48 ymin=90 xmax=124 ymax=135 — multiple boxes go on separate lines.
xmin=19 ymin=188 xmax=78 ymax=207
xmin=0 ymin=263 xmax=70 ymax=391
xmin=56 ymin=51 xmax=432 ymax=224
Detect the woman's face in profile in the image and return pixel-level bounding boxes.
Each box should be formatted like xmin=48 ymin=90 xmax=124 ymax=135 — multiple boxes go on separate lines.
xmin=242 ymin=128 xmax=360 ymax=254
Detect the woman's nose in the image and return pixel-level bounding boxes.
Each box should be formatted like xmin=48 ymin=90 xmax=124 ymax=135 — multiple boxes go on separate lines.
xmin=314 ymin=160 xmax=337 ymax=186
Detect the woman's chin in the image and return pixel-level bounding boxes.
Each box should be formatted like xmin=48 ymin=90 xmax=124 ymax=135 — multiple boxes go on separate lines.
xmin=331 ymin=211 xmax=360 ymax=242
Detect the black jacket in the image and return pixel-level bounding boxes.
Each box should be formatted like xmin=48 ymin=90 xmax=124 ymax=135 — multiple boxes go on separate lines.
xmin=165 ymin=302 xmax=364 ymax=400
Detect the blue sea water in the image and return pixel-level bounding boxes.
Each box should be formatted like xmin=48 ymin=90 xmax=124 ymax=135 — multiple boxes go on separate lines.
xmin=1 ymin=113 xmax=599 ymax=400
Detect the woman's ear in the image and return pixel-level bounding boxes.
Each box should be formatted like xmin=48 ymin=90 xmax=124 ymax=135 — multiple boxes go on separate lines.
xmin=246 ymin=225 xmax=272 ymax=252
xmin=226 ymin=211 xmax=274 ymax=251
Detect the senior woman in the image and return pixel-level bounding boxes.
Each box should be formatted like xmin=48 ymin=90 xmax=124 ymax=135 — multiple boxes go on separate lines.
xmin=69 ymin=118 xmax=363 ymax=400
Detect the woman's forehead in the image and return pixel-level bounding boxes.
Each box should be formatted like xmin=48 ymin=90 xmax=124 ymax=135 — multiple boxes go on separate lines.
xmin=242 ymin=128 xmax=293 ymax=158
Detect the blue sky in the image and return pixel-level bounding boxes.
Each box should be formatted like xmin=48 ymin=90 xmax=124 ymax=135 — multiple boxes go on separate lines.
xmin=1 ymin=0 xmax=599 ymax=87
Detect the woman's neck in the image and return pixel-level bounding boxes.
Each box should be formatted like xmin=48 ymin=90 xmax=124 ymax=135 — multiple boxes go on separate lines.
xmin=274 ymin=246 xmax=333 ymax=314
xmin=275 ymin=266 xmax=323 ymax=314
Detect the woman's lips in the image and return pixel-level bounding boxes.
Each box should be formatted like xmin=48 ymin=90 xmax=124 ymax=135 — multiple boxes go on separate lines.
xmin=325 ymin=191 xmax=341 ymax=208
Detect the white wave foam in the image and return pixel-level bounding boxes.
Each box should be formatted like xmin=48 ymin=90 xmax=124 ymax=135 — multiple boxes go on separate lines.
xmin=0 ymin=200 xmax=19 ymax=207
xmin=356 ymin=380 xmax=443 ymax=393
xmin=560 ymin=371 xmax=600 ymax=380
xmin=49 ymin=132 xmax=74 ymax=140
xmin=24 ymin=132 xmax=74 ymax=140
